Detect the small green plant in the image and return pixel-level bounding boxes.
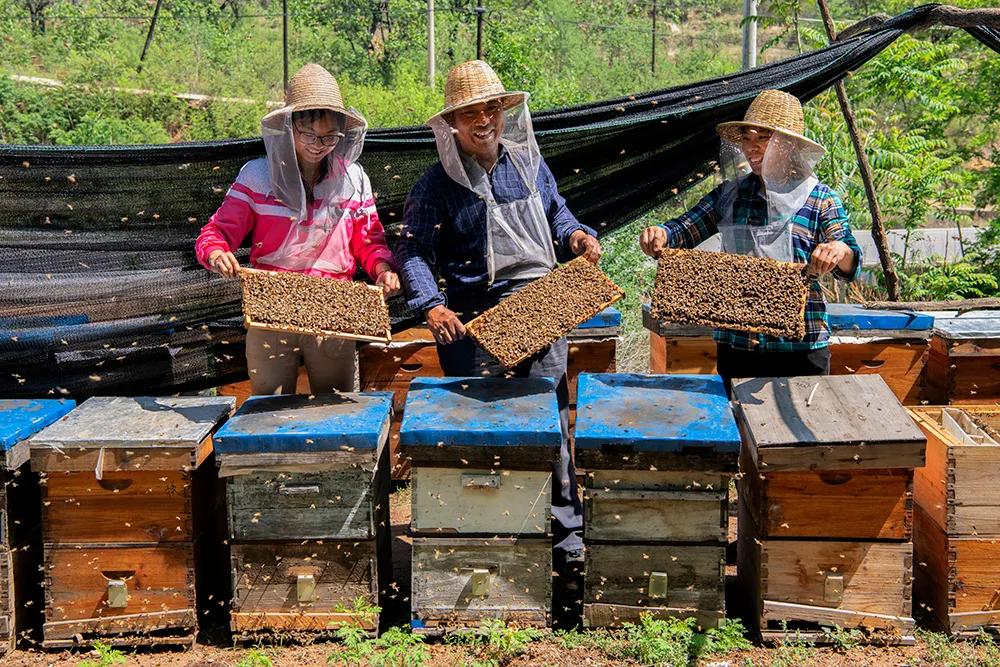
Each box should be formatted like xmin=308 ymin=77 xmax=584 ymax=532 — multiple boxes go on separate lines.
xmin=917 ymin=628 xmax=963 ymax=667
xmin=769 ymin=622 xmax=813 ymax=667
xmin=369 ymin=626 xmax=430 ymax=667
xmin=77 ymin=642 xmax=127 ymax=667
xmin=446 ymin=619 xmax=543 ymax=666
xmin=333 ymin=596 xmax=382 ymax=624
xmin=235 ymin=647 xmax=273 ymax=667
xmin=821 ymin=625 xmax=864 ymax=653
xmin=694 ymin=618 xmax=754 ymax=656
xmin=328 ymin=623 xmax=375 ymax=665
xmin=614 ymin=614 xmax=697 ymax=667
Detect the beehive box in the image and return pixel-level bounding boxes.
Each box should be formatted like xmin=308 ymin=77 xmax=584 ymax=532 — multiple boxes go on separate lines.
xmin=239 ymin=266 xmax=391 ymax=342
xmin=0 ymin=399 xmax=75 ymax=653
xmin=28 ymin=396 xmax=233 ymax=648
xmin=464 ymin=257 xmax=624 ymax=369
xmin=212 ymin=392 xmax=393 ymax=637
xmin=925 ymin=315 xmax=1000 ymax=404
xmin=910 ymin=405 xmax=1000 ymax=634
xmin=574 ymin=373 xmax=741 ymax=628
xmin=644 ymin=303 xmax=933 ymax=404
xmin=734 ymin=375 xmax=926 ymax=644
xmin=359 ymin=308 xmax=621 ymax=480
xmin=400 ymin=377 xmax=562 ymax=632
xmin=650 ymin=249 xmax=808 ymax=340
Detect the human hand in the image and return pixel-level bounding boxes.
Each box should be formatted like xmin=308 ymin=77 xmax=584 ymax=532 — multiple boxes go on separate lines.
xmin=639 ymin=226 xmax=667 ymax=257
xmin=425 ymin=305 xmax=466 ymax=345
xmin=569 ymin=230 xmax=602 ymax=263
xmin=375 ymin=270 xmax=401 ymax=297
xmin=807 ymin=241 xmax=853 ymax=276
xmin=208 ymin=249 xmax=240 ymax=278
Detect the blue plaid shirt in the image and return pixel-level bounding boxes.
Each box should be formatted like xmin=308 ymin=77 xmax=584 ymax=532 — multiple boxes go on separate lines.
xmin=662 ymin=175 xmax=862 ymax=352
xmin=397 ymin=150 xmax=594 ymax=313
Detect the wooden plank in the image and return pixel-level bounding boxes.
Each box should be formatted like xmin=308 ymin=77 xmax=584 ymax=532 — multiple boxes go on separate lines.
xmin=41 ymin=630 xmax=195 ymax=649
xmin=411 ymin=537 xmax=550 ymax=627
xmin=584 ymin=603 xmax=724 ymax=630
xmin=750 ymin=441 xmax=926 ymax=472
xmin=761 ymin=540 xmax=912 ymax=617
xmin=43 ymin=545 xmax=194 ymax=634
xmin=41 ymin=470 xmax=190 ymax=545
xmin=411 ymin=468 xmax=550 ymax=536
xmin=31 ymin=446 xmax=198 ymax=473
xmin=28 ymin=396 xmax=233 ymax=451
xmin=911 ymin=408 xmax=951 ymax=535
xmin=761 ymin=601 xmax=914 ymax=632
xmin=0 ymin=547 xmax=11 ymax=654
xmin=227 ymin=470 xmax=375 ymax=541
xmin=231 ymin=542 xmax=377 ymax=624
xmin=912 ymin=503 xmax=952 ymax=631
xmin=754 ymin=467 xmax=912 ymax=540
xmin=737 ymin=497 xmax=764 ymax=631
xmin=829 ymin=341 xmax=928 ymax=405
xmin=585 ymin=490 xmax=726 ymax=543
xmin=566 ymin=339 xmax=616 ymax=404
xmin=584 ymin=544 xmax=724 ymax=611
xmin=576 ymin=447 xmax=739 ymax=473
xmin=950 ymin=537 xmax=1000 ymax=617
xmin=231 ymin=611 xmax=376 ymax=633
xmin=42 ymin=609 xmax=195 ymax=642
xmin=588 ymin=469 xmax=726 ymax=491
xmin=734 ymin=376 xmax=926 ymax=460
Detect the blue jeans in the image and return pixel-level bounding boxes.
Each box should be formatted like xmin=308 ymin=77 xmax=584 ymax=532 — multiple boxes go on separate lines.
xmin=436 ymin=282 xmax=584 ymax=554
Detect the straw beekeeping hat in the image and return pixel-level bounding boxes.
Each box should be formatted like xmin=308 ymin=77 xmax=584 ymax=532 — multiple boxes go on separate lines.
xmin=716 ymin=89 xmax=823 ymax=151
xmin=266 ymin=63 xmax=366 ymax=131
xmin=429 ymin=60 xmax=528 ymax=123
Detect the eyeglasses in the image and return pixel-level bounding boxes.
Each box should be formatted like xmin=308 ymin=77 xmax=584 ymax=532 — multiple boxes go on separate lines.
xmin=295 ymin=128 xmax=344 ymax=147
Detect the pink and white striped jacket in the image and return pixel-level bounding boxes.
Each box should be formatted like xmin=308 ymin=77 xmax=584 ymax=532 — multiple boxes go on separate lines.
xmin=195 ymin=157 xmax=396 ymax=280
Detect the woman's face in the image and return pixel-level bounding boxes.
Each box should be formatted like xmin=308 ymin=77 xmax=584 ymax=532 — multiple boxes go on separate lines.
xmin=293 ymin=113 xmax=342 ymax=168
xmin=741 ymin=126 xmax=774 ymax=175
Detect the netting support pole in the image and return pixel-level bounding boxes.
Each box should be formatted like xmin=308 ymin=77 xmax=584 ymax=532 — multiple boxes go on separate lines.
xmin=817 ymin=0 xmax=901 ymax=301
xmin=651 ymin=0 xmax=657 ymax=73
xmin=475 ymin=2 xmax=485 ymax=60
xmin=427 ymin=0 xmax=436 ymax=88
xmin=742 ymin=0 xmax=757 ymax=68
xmin=137 ymin=0 xmax=163 ymax=74
xmin=282 ymin=0 xmax=289 ymax=91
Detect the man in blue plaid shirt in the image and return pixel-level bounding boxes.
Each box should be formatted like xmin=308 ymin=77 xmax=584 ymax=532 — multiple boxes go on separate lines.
xmin=397 ymin=60 xmax=602 ymax=623
xmin=640 ymin=90 xmax=862 ymax=393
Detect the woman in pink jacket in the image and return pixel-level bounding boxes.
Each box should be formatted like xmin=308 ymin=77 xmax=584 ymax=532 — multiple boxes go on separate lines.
xmin=195 ymin=63 xmax=399 ymax=395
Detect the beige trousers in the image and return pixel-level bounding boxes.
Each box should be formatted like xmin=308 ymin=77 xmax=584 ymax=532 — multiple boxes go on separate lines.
xmin=245 ymin=328 xmax=357 ymax=395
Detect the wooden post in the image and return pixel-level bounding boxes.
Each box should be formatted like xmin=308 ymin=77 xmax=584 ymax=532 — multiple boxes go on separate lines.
xmin=742 ymin=0 xmax=758 ymax=69
xmin=137 ymin=0 xmax=163 ymax=74
xmin=427 ymin=0 xmax=436 ymax=87
xmin=282 ymin=0 xmax=289 ymax=90
xmin=816 ymin=0 xmax=901 ymax=301
xmin=475 ymin=2 xmax=485 ymax=60
xmin=651 ymin=0 xmax=658 ymax=73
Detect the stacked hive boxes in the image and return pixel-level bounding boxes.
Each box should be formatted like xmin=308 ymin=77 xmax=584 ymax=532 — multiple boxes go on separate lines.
xmin=644 ymin=304 xmax=934 ymax=404
xmin=733 ymin=376 xmax=926 ymax=643
xmin=925 ymin=315 xmax=1000 ymax=404
xmin=573 ymin=374 xmax=741 ymax=628
xmin=400 ymin=377 xmax=561 ymax=632
xmin=0 ymin=399 xmax=75 ymax=653
xmin=360 ymin=308 xmax=621 ymax=479
xmin=910 ymin=405 xmax=1000 ymax=634
xmin=212 ymin=393 xmax=394 ymax=637
xmin=28 ymin=396 xmax=233 ymax=648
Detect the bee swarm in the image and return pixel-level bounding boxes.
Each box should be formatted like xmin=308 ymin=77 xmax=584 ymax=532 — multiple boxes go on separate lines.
xmin=466 ymin=257 xmax=625 ymax=369
xmin=240 ymin=269 xmax=390 ymax=339
xmin=651 ymin=248 xmax=808 ymax=339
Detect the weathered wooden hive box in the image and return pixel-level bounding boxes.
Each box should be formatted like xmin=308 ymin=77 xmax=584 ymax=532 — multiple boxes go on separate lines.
xmin=0 ymin=399 xmax=75 ymax=653
xmin=733 ymin=375 xmax=926 ymax=643
xmin=399 ymin=377 xmax=562 ymax=632
xmin=645 ymin=304 xmax=933 ymax=404
xmin=27 ymin=396 xmax=234 ymax=648
xmin=573 ymin=373 xmax=740 ymax=629
xmin=910 ymin=404 xmax=1000 ymax=634
xmin=925 ymin=315 xmax=1000 ymax=404
xmin=212 ymin=392 xmax=394 ymax=637
xmin=360 ymin=307 xmax=620 ymax=479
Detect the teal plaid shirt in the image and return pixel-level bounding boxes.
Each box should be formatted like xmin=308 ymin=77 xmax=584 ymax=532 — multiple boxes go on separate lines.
xmin=662 ymin=175 xmax=862 ymax=352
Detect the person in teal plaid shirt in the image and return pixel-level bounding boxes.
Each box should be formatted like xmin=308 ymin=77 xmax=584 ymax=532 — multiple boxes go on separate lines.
xmin=640 ymin=89 xmax=862 ymax=394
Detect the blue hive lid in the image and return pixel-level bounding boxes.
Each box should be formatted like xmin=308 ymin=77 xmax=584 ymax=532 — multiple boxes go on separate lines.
xmin=400 ymin=377 xmax=561 ymax=447
xmin=575 ymin=373 xmax=740 ymax=453
xmin=213 ymin=392 xmax=394 ymax=454
xmin=575 ymin=307 xmax=622 ymax=330
xmin=0 ymin=399 xmax=76 ymax=451
xmin=827 ymin=304 xmax=933 ymax=333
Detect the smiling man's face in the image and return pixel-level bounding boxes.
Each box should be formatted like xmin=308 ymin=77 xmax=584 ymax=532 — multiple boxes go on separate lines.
xmin=741 ymin=126 xmax=774 ymax=176
xmin=450 ymin=100 xmax=505 ymax=165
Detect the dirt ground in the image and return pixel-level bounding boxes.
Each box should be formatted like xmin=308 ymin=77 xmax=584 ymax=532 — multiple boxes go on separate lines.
xmin=0 ymin=485 xmax=989 ymax=667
